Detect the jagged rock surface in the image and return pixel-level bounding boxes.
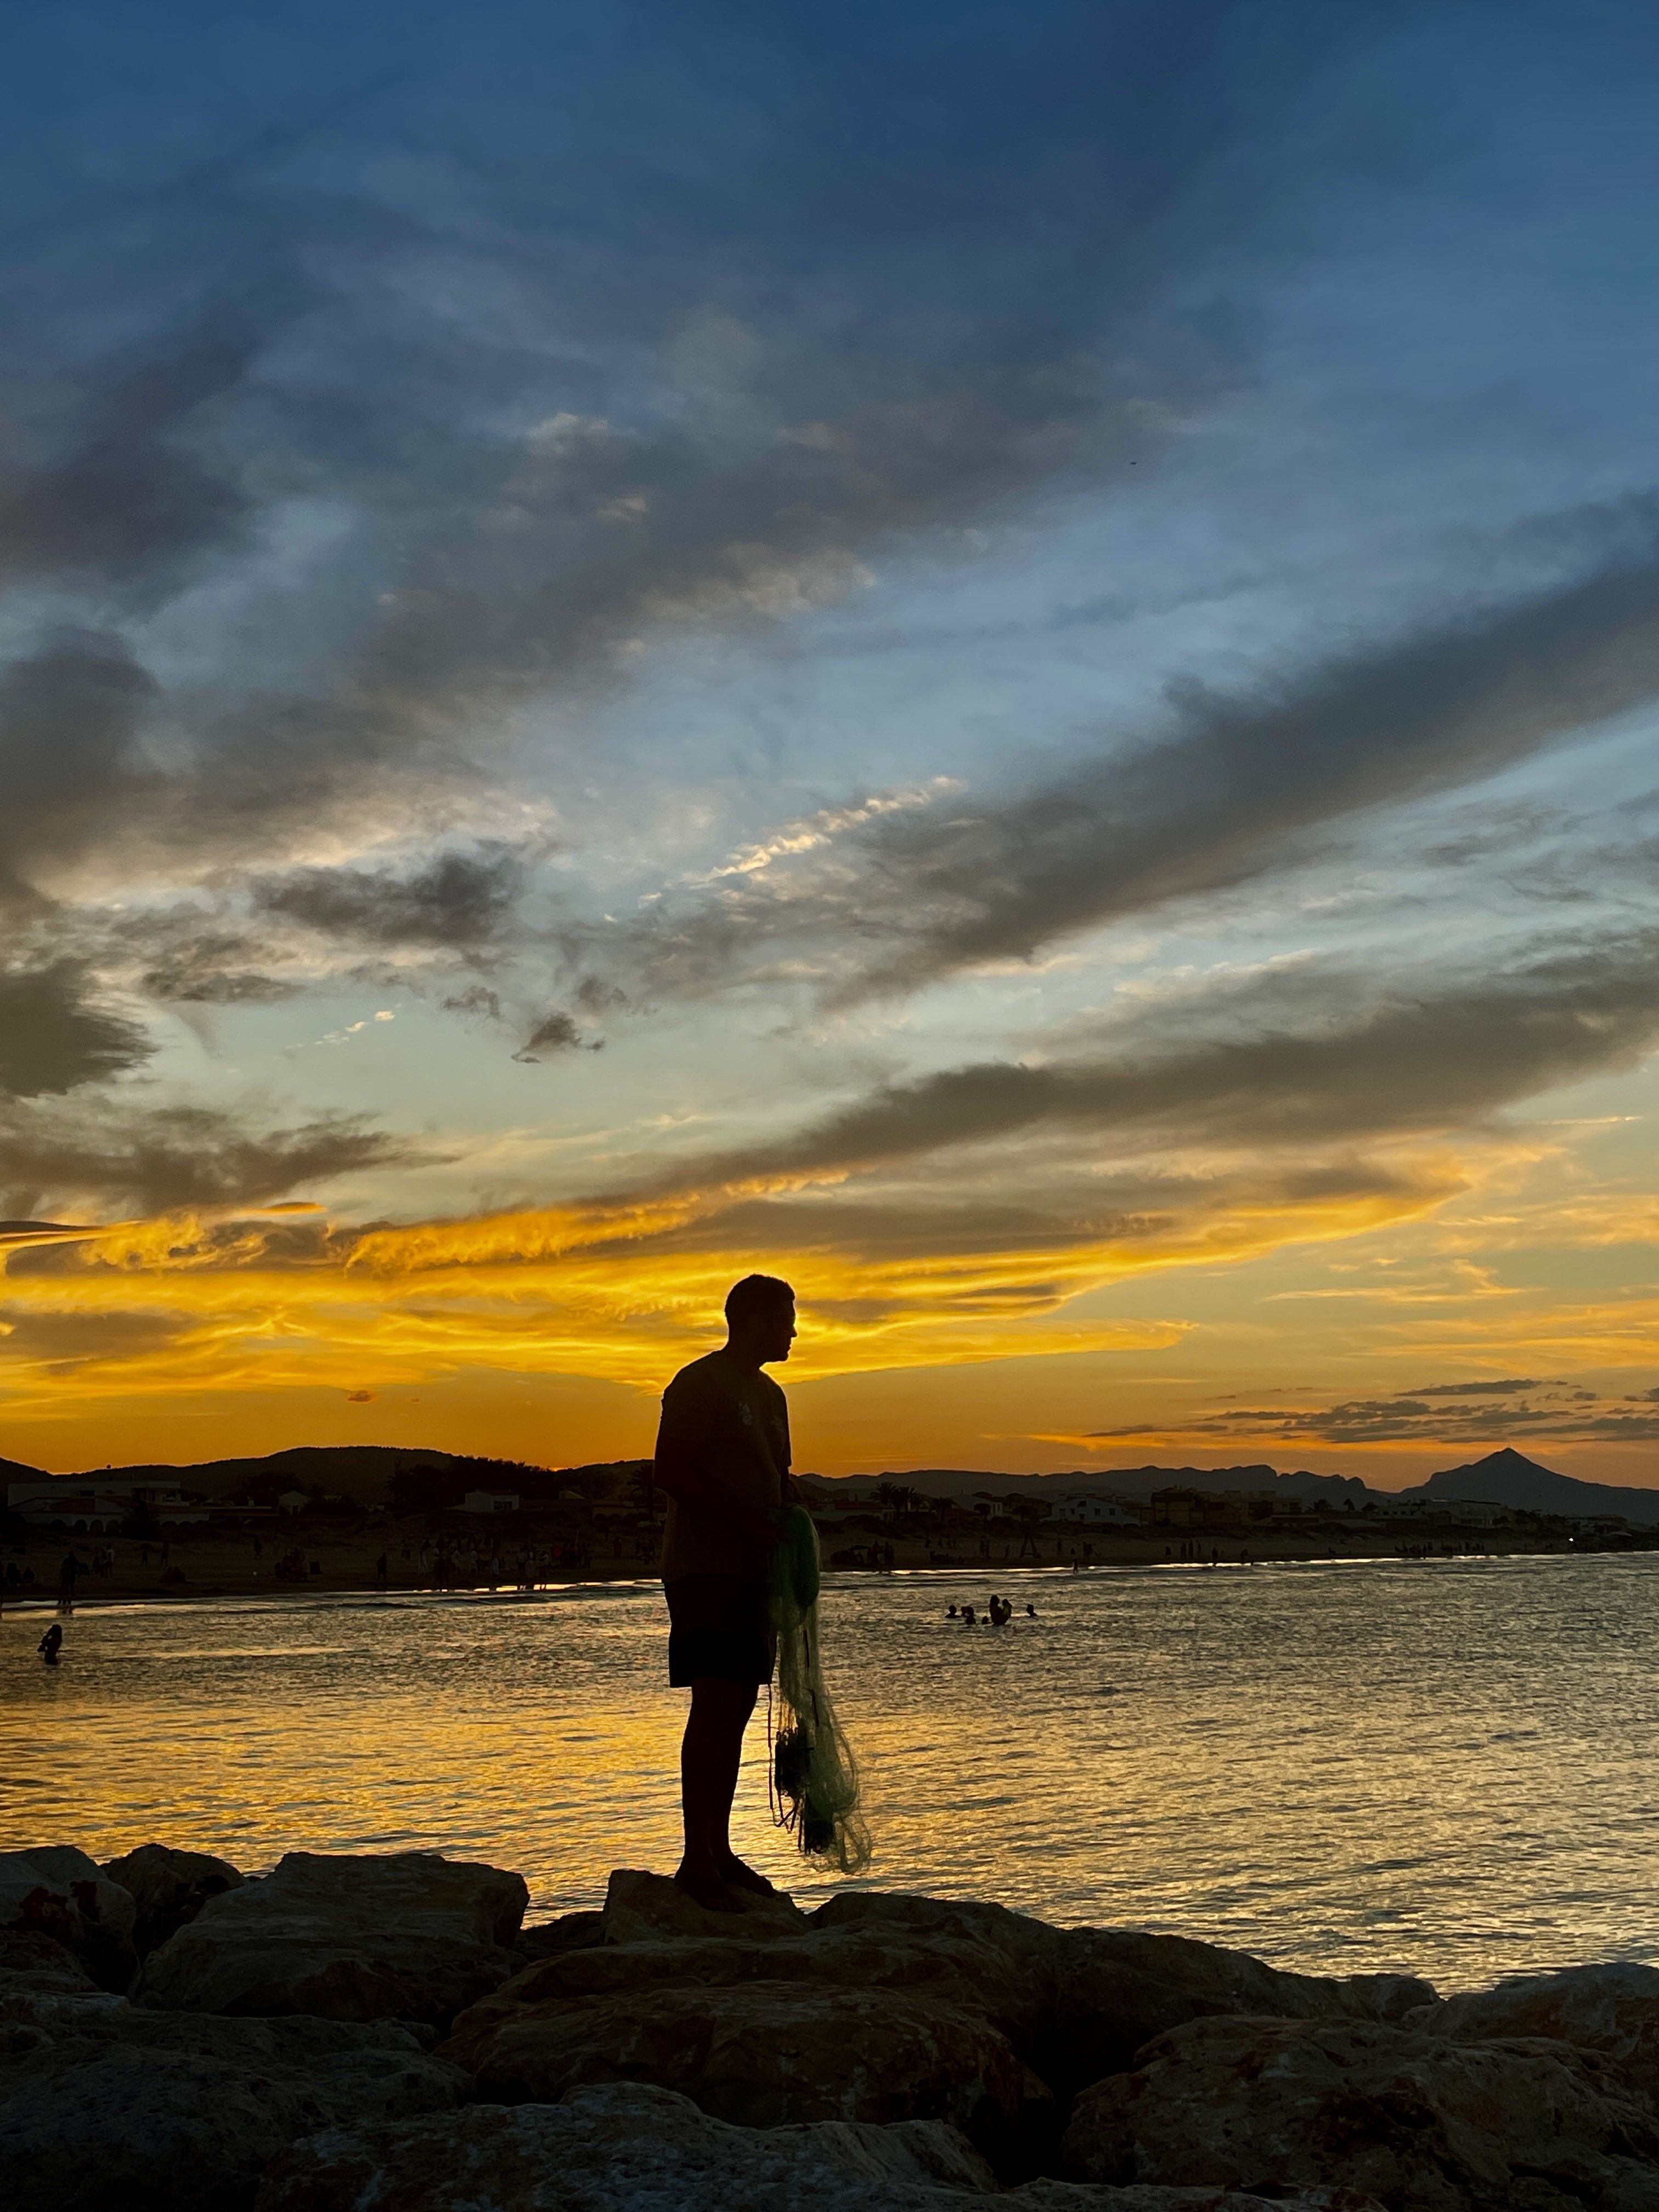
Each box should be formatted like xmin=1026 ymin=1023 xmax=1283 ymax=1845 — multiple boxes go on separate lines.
xmin=0 ymin=1930 xmax=129 ymax=2033
xmin=0 ymin=1846 xmax=138 ymax=1992
xmin=1047 ymin=1926 xmax=1435 ymax=2092
xmin=1061 ymin=2011 xmax=1659 ymax=2210
xmin=516 ymin=1909 xmax=606 ymax=1962
xmin=602 ymin=1865 xmax=809 ymax=1944
xmin=252 ymin=2080 xmax=1381 ymax=2211
xmin=135 ymin=1850 xmax=528 ymax=2027
xmin=103 ymin=1843 xmax=245 ymax=1954
xmin=1420 ymin=1962 xmax=1659 ymax=2100
xmin=448 ymin=1973 xmax=1051 ymax=2167
xmin=0 ymin=2003 xmax=467 ymax=2212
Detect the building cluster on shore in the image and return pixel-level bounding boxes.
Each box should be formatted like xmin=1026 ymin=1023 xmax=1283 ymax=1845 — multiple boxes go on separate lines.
xmin=4 ymin=1836 xmax=1658 ymax=2210
xmin=4 ymin=1441 xmax=1656 ymax=1604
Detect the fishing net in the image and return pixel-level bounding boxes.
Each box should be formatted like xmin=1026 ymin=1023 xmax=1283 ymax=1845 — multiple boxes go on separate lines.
xmin=768 ymin=1505 xmax=871 ymax=1874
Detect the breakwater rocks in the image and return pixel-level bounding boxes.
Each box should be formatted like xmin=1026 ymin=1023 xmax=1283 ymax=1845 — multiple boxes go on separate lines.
xmin=4 ymin=1845 xmax=1658 ymax=2211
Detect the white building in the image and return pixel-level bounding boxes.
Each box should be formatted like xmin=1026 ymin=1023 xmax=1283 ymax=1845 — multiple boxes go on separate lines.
xmin=462 ymin=1491 xmax=521 ymax=1514
xmin=1053 ymin=1494 xmax=1141 ymax=1526
xmin=1387 ymin=1496 xmax=1513 ymax=1527
xmin=6 ymin=1477 xmax=190 ymax=1532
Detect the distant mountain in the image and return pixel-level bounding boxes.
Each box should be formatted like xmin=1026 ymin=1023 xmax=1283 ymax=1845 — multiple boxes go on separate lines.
xmin=11 ymin=1437 xmax=1659 ymax=1526
xmin=1402 ymin=1448 xmax=1659 ymax=1526
xmin=814 ymin=1451 xmax=1659 ymax=1523
xmin=4 ymin=1444 xmax=644 ymax=1513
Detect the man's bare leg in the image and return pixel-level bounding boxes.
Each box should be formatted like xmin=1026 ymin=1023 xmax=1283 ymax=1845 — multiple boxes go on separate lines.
xmin=675 ymin=1676 xmax=758 ymax=1909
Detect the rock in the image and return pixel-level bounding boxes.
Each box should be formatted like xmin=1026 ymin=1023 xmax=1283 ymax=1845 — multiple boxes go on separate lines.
xmin=601 ymin=1866 xmax=809 ymax=1944
xmin=811 ymin=1890 xmax=1066 ymax=1978
xmin=0 ymin=2007 xmax=467 ymax=2212
xmin=447 ymin=1973 xmax=1049 ymax=2170
xmin=461 ymin=1884 xmax=1427 ymax=2103
xmin=253 ymin=2085 xmax=1381 ymax=2212
xmin=1423 ymin=1962 xmax=1659 ymax=2098
xmin=103 ymin=1843 xmax=245 ymax=1954
xmin=1012 ymin=2194 xmax=1384 ymax=2211
xmin=809 ymin=1894 xmax=1430 ymax=2093
xmin=0 ymin=1930 xmax=128 ymax=2034
xmin=255 ymin=2081 xmax=1000 ymax=2210
xmin=0 ymin=1845 xmax=138 ymax=1991
xmin=516 ymin=1910 xmax=606 ymax=1962
xmin=1048 ymin=1926 xmax=1436 ymax=2093
xmin=3 ymin=2047 xmax=324 ymax=2212
xmin=452 ymin=1913 xmax=1051 ymax=2071
xmin=1061 ymin=2012 xmax=1659 ymax=2210
xmin=809 ymin=1891 xmax=1066 ymax=2053
xmin=136 ymin=1850 xmax=528 ymax=2028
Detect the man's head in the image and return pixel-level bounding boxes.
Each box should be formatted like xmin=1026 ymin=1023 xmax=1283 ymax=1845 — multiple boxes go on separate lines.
xmin=724 ymin=1273 xmax=796 ymax=1365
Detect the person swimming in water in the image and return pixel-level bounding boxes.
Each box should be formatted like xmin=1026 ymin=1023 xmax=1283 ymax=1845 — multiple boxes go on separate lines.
xmin=37 ymin=1623 xmax=63 ymax=1663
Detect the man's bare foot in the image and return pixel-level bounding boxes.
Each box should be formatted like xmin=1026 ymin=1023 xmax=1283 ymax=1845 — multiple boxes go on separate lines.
xmin=673 ymin=1864 xmax=745 ymax=1913
xmin=720 ymin=1856 xmax=778 ymax=1897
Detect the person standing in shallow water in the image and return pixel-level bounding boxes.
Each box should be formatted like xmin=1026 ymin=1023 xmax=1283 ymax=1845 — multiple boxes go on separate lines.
xmin=652 ymin=1273 xmax=797 ymax=1911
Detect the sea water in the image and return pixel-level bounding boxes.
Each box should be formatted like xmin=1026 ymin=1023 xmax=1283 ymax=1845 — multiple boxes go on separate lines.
xmin=5 ymin=1551 xmax=1658 ymax=1991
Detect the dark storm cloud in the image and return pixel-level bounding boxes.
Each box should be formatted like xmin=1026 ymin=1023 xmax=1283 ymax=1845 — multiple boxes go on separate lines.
xmin=0 ymin=292 xmax=278 ymax=590
xmin=0 ymin=964 xmax=153 ymax=1099
xmin=1406 ymin=1379 xmax=1544 ymax=1397
xmin=582 ymin=1151 xmax=1446 ymax=1268
xmin=251 ymin=848 xmax=526 ymax=950
xmin=0 ymin=1 xmax=1294 ymax=905
xmin=617 ymin=933 xmax=1659 ymax=1193
xmin=139 ymin=940 xmax=299 ymax=1006
xmin=439 ymin=983 xmax=503 ymax=1021
xmin=0 ymin=1101 xmax=427 ymax=1218
xmin=583 ymin=505 xmax=1659 ymax=1008
xmin=1132 ymin=1392 xmax=1659 ymax=1447
xmin=0 ymin=1308 xmax=190 ymax=1375
xmin=0 ymin=631 xmax=159 ymax=900
xmin=515 ymin=1011 xmax=584 ymax=1060
xmin=848 ymin=528 xmax=1659 ymax=999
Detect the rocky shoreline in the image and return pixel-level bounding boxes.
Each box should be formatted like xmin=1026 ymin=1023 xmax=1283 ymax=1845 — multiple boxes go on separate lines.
xmin=3 ymin=1843 xmax=1656 ymax=2210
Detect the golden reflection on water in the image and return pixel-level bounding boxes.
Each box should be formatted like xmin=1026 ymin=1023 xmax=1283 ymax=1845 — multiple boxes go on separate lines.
xmin=5 ymin=1554 xmax=1659 ymax=1991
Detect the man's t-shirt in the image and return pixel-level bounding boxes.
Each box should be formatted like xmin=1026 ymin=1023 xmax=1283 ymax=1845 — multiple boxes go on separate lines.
xmin=654 ymin=1348 xmax=790 ymax=1583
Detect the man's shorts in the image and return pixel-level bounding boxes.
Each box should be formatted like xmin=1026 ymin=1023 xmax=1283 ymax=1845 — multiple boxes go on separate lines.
xmin=665 ymin=1573 xmax=776 ymax=1688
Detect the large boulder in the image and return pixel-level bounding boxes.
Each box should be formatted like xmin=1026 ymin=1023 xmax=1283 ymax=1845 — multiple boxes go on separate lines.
xmin=103 ymin=1844 xmax=245 ymax=1954
xmin=1422 ymin=1963 xmax=1659 ymax=2099
xmin=1061 ymin=2012 xmax=1659 ymax=2210
xmin=0 ymin=1929 xmax=128 ymax=2034
xmin=1047 ymin=1926 xmax=1434 ymax=2094
xmin=135 ymin=1850 xmax=528 ymax=2028
xmin=516 ymin=1910 xmax=606 ymax=1962
xmin=481 ymin=1883 xmax=1426 ymax=2098
xmin=452 ymin=1915 xmax=1052 ymax=2066
xmin=601 ymin=1866 xmax=809 ymax=1944
xmin=809 ymin=1894 xmax=1430 ymax=2095
xmin=0 ymin=2006 xmax=467 ymax=2212
xmin=252 ymin=2080 xmax=1375 ymax=2211
xmin=0 ymin=1846 xmax=137 ymax=1992
xmin=447 ymin=1973 xmax=1050 ymax=2170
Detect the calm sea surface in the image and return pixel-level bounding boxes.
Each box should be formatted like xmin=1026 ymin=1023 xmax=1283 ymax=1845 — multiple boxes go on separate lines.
xmin=5 ymin=1553 xmax=1659 ymax=1993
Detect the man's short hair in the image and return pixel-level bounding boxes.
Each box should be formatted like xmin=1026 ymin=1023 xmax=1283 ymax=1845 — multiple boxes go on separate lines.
xmin=725 ymin=1273 xmax=795 ymax=1327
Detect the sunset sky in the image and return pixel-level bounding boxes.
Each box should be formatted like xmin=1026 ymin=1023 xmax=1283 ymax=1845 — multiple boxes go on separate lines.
xmin=4 ymin=2 xmax=1659 ymax=1486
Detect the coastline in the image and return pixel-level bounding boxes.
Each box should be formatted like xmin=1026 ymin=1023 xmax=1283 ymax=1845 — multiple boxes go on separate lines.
xmin=6 ymin=1840 xmax=1658 ymax=2211
xmin=1 ymin=1519 xmax=1604 ymax=1612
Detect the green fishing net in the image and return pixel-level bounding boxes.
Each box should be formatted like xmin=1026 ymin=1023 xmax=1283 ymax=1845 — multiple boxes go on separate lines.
xmin=769 ymin=1505 xmax=871 ymax=1874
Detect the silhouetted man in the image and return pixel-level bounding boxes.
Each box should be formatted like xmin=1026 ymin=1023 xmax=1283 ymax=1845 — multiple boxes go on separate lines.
xmin=653 ymin=1273 xmax=796 ymax=1909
